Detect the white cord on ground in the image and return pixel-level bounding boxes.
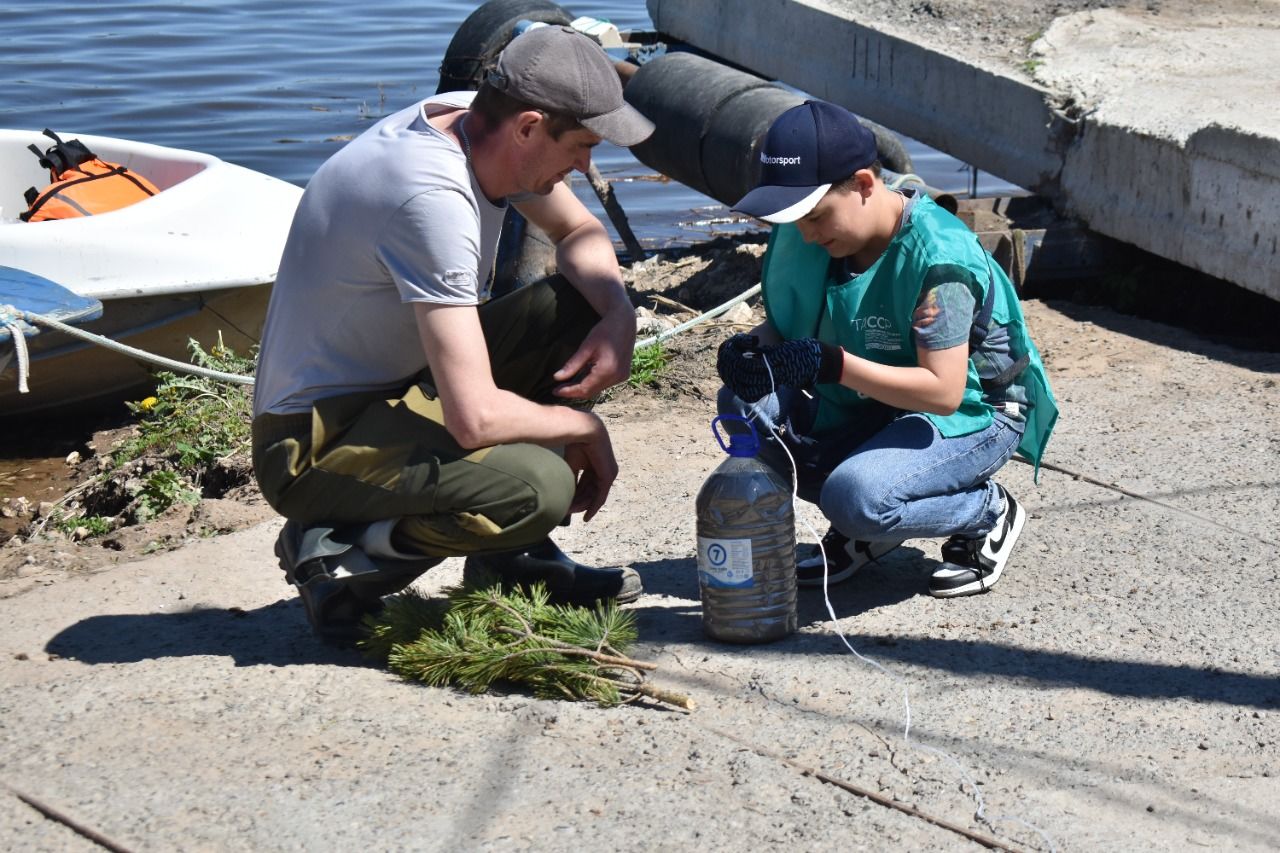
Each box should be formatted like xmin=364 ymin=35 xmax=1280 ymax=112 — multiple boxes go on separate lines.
xmin=744 ymin=353 xmax=1057 ymax=853
xmin=636 ymin=283 xmax=761 ymax=350
xmin=6 ymin=308 xmax=255 ymax=387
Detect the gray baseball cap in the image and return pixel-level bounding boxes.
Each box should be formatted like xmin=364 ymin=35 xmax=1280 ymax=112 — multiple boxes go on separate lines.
xmin=486 ymin=25 xmax=654 ymax=148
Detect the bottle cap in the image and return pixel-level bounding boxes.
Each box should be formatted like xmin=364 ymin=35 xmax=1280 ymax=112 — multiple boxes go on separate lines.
xmin=711 ymin=414 xmax=759 ymax=457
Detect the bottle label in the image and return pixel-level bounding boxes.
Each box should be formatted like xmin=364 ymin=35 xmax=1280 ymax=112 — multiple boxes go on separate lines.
xmin=696 ymin=536 xmax=754 ymax=588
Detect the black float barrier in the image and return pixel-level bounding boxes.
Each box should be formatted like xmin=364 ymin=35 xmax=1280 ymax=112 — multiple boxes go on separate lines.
xmin=624 ymin=51 xmax=919 ymax=208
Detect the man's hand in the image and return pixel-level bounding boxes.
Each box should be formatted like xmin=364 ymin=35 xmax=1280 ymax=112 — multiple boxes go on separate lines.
xmin=553 ymin=310 xmax=634 ymax=400
xmin=516 ymin=184 xmax=634 ymax=401
xmin=563 ymin=417 xmax=618 ymax=521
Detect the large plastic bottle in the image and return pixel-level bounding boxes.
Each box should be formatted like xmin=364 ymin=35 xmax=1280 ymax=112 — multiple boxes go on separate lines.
xmin=695 ymin=415 xmax=797 ymax=643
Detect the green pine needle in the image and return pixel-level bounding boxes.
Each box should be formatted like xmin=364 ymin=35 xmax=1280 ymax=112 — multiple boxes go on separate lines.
xmin=361 ymin=580 xmax=679 ymax=708
xmin=359 ymin=588 xmax=449 ymax=660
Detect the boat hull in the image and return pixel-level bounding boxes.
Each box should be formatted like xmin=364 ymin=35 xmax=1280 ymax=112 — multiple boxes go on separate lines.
xmin=1 ymin=284 xmax=270 ymax=418
xmin=0 ymin=129 xmax=302 ymax=417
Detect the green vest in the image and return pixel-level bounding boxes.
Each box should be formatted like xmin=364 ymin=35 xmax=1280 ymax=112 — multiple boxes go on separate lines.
xmin=760 ymin=194 xmax=1058 ymax=475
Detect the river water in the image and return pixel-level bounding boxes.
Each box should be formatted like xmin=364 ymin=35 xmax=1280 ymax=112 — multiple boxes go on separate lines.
xmin=3 ymin=0 xmax=1017 ymax=249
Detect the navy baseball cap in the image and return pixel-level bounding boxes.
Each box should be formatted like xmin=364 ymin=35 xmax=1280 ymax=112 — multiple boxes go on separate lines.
xmin=733 ymin=100 xmax=879 ymax=223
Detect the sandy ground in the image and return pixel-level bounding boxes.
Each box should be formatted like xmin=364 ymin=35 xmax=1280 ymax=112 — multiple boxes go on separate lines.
xmin=2 ymin=233 xmax=1279 ymax=851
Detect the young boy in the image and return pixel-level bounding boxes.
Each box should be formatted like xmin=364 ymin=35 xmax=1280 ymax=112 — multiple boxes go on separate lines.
xmin=718 ymin=100 xmax=1057 ymax=597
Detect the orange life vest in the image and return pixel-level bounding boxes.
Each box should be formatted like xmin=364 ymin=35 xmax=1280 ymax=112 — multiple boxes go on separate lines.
xmin=21 ymin=129 xmax=160 ymax=222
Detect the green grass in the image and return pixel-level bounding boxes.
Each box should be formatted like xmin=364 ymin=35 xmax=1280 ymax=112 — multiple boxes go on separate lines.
xmin=52 ymin=514 xmax=115 ymax=538
xmin=38 ymin=335 xmax=256 ymax=538
xmin=627 ymin=340 xmax=669 ymax=388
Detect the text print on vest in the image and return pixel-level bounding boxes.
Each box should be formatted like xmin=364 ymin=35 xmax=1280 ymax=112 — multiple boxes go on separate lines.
xmin=854 ymin=315 xmax=900 ymax=351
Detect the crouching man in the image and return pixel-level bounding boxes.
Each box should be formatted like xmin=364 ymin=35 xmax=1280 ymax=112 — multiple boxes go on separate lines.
xmin=252 ymin=27 xmax=655 ymax=642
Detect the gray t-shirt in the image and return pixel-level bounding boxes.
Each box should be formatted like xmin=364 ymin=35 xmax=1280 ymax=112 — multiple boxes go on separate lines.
xmin=254 ymin=91 xmax=514 ymax=416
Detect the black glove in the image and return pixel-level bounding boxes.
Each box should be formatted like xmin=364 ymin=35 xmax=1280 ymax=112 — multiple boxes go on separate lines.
xmin=716 ymin=333 xmax=759 ymax=389
xmin=723 ymin=338 xmax=843 ymax=403
xmin=763 ymin=338 xmax=843 ymax=388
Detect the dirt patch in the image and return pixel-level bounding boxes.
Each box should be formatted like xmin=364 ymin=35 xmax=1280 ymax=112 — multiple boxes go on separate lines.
xmin=0 ymin=415 xmax=277 ymax=586
xmin=616 ymin=234 xmax=768 ymax=405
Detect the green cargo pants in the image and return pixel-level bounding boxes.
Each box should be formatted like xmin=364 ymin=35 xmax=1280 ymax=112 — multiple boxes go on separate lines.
xmin=252 ymin=275 xmax=601 ymax=559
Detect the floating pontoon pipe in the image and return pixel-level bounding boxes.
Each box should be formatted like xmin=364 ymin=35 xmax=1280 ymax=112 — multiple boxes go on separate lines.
xmin=623 ymin=51 xmax=956 ymax=210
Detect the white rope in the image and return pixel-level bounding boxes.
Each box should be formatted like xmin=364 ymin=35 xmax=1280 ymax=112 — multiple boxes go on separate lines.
xmin=7 ymin=308 xmax=255 ymax=387
xmin=9 ymin=274 xmax=755 ymax=391
xmin=1 ymin=317 xmax=31 ymax=394
xmin=635 ymin=283 xmax=761 ymax=350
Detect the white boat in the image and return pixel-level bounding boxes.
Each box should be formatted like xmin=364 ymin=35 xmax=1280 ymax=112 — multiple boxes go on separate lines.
xmin=0 ymin=130 xmax=303 ymax=417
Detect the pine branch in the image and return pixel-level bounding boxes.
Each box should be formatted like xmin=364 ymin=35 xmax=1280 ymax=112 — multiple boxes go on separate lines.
xmin=360 ymin=589 xmax=448 ymax=661
xmin=365 ymin=582 xmax=692 ymax=710
xmin=491 ymin=626 xmax=657 ymax=670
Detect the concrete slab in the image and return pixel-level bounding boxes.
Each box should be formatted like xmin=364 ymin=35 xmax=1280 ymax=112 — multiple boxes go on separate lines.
xmin=644 ymin=0 xmax=1280 ymax=301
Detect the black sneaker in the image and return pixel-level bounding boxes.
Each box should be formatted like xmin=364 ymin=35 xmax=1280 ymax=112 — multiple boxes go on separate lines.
xmin=929 ymin=485 xmax=1026 ymax=598
xmin=462 ymin=538 xmax=642 ymax=607
xmin=796 ymin=527 xmax=904 ymax=587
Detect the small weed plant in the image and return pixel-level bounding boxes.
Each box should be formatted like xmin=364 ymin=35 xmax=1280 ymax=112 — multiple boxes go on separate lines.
xmin=628 ymin=340 xmax=669 ymax=388
xmin=133 ymin=469 xmax=202 ymax=523
xmin=120 ymin=335 xmax=255 ymax=468
xmin=36 ymin=335 xmax=255 ymax=538
xmin=52 ymin=514 xmax=115 ymax=539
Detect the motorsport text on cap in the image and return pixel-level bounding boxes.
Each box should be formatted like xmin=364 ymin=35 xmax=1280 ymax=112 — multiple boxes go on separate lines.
xmin=733 ymin=100 xmax=878 ymax=223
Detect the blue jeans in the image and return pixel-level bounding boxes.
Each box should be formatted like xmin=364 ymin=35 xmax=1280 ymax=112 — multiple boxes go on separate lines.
xmin=717 ymin=386 xmax=1024 ymax=541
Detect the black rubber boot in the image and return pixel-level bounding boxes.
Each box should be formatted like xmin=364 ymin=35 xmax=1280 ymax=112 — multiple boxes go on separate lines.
xmin=462 ymin=538 xmax=642 ymax=607
xmin=275 ymin=520 xmax=441 ymax=645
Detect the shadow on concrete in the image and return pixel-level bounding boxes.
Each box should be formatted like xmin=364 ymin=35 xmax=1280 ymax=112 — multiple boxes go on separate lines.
xmin=628 ymin=556 xmax=1280 ymax=711
xmin=839 ymin=635 xmax=1280 ymax=710
xmin=44 ymin=558 xmax=1280 ymax=711
xmin=631 ymin=549 xmax=926 ymax=620
xmin=44 ymin=598 xmax=368 ymax=668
